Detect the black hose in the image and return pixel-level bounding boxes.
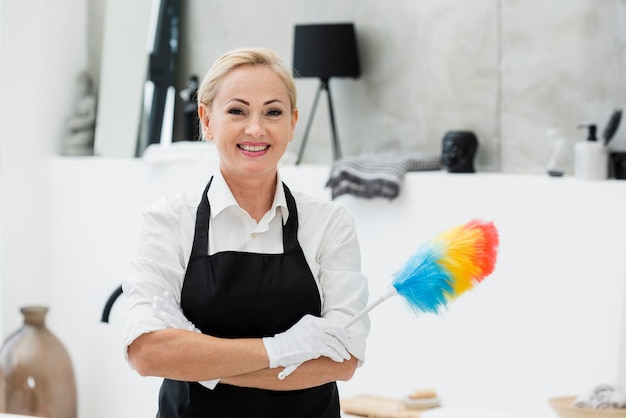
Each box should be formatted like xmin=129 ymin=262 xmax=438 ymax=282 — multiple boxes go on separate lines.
xmin=101 ymin=285 xmax=123 ymax=323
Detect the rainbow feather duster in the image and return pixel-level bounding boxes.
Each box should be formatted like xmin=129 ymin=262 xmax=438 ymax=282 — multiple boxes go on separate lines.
xmin=343 ymin=218 xmax=499 ymax=328
xmin=392 ymin=218 xmax=499 ymax=314
xmin=278 ymin=218 xmax=499 ymax=379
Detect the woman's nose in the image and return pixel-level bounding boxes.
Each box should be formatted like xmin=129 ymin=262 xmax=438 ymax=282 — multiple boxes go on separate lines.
xmin=245 ymin=115 xmax=265 ymax=137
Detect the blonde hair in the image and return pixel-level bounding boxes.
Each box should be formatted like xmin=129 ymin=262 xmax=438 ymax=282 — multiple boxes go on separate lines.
xmin=197 ymin=47 xmax=297 ymax=113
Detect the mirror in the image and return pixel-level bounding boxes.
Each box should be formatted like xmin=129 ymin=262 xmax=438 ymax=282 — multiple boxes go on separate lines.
xmin=94 ymin=0 xmax=179 ymax=158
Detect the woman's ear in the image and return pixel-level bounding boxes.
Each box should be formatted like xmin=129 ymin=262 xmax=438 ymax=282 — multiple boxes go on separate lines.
xmin=290 ymin=108 xmax=299 ymax=142
xmin=198 ymin=104 xmax=212 ymax=140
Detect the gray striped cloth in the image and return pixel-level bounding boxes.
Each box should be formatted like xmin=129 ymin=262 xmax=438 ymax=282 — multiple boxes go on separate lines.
xmin=326 ymin=151 xmax=442 ymax=200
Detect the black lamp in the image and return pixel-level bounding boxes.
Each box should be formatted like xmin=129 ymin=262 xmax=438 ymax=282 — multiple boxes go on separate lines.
xmin=293 ymin=23 xmax=360 ymax=164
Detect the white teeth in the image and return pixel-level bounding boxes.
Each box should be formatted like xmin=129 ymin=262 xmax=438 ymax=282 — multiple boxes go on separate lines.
xmin=240 ymin=144 xmax=268 ymax=152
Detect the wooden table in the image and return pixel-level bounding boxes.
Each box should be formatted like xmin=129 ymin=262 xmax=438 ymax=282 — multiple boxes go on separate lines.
xmin=341 ymin=394 xmax=438 ymax=418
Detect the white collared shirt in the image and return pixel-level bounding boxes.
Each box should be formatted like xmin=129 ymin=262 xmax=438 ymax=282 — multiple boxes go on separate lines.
xmin=122 ymin=169 xmax=370 ymax=365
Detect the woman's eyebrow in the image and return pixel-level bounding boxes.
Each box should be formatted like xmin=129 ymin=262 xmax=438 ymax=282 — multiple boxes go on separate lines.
xmin=226 ymin=98 xmax=284 ymax=106
xmin=264 ymin=99 xmax=284 ymax=106
xmin=227 ymin=98 xmax=249 ymax=106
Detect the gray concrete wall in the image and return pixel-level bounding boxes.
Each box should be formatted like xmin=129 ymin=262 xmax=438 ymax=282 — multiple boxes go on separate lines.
xmin=89 ymin=0 xmax=626 ymax=173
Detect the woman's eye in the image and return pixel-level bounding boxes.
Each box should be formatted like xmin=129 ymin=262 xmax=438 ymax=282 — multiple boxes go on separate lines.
xmin=228 ymin=108 xmax=244 ymax=116
xmin=267 ymin=109 xmax=282 ymax=117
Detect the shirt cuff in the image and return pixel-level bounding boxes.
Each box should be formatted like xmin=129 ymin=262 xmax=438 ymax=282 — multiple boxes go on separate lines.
xmin=199 ymin=379 xmax=220 ymax=389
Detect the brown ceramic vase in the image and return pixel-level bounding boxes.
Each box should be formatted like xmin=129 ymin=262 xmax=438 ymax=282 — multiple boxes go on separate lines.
xmin=0 ymin=306 xmax=77 ymax=417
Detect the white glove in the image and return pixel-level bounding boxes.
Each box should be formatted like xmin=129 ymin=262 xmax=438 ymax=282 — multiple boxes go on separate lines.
xmin=153 ymin=290 xmax=199 ymax=332
xmin=152 ymin=291 xmax=220 ymax=390
xmin=262 ymin=314 xmax=351 ymax=369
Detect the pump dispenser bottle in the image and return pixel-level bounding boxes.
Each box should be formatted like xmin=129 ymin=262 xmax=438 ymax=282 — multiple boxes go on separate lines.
xmin=574 ymin=124 xmax=608 ymax=180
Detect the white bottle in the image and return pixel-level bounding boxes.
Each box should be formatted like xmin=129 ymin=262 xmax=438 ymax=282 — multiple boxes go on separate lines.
xmin=574 ymin=124 xmax=608 ymax=180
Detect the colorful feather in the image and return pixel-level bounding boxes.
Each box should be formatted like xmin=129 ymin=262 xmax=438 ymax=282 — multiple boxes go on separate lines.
xmin=392 ymin=218 xmax=499 ymax=314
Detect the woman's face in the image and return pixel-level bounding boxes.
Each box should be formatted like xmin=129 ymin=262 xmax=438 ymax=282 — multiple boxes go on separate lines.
xmin=199 ymin=65 xmax=298 ymax=182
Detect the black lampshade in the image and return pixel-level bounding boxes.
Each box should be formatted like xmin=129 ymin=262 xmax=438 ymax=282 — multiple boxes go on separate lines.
xmin=293 ymin=23 xmax=360 ymax=80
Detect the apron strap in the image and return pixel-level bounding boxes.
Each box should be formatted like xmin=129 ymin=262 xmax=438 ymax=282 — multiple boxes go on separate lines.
xmin=190 ymin=177 xmax=213 ymax=257
xmin=281 ymin=183 xmax=299 ymax=253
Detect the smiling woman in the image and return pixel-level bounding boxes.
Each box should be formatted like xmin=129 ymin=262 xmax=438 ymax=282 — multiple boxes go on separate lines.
xmin=121 ymin=47 xmax=371 ymax=418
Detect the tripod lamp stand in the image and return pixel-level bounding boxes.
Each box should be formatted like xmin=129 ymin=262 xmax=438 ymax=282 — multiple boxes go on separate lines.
xmin=293 ymin=23 xmax=361 ymax=164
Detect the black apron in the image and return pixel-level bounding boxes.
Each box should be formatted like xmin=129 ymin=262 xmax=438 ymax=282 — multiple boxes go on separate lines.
xmin=157 ymin=178 xmax=340 ymax=418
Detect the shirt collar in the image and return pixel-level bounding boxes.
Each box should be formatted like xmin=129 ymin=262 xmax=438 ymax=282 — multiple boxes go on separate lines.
xmin=207 ymin=170 xmax=290 ymax=225
xmin=274 ymin=172 xmax=289 ymax=225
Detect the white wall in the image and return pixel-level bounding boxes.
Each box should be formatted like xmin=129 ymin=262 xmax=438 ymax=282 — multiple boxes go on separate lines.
xmin=0 ymin=0 xmax=87 ymax=337
xmin=0 ymin=0 xmax=4 ymax=332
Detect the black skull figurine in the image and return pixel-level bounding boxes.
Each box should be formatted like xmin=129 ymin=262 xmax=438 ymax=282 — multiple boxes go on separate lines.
xmin=441 ymin=131 xmax=478 ymax=173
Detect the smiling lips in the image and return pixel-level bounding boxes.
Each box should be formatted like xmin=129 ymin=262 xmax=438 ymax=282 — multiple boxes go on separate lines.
xmin=239 ymin=144 xmax=269 ymax=152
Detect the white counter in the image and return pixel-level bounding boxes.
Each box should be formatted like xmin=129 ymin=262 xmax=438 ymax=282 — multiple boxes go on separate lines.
xmin=37 ymin=155 xmax=626 ymax=417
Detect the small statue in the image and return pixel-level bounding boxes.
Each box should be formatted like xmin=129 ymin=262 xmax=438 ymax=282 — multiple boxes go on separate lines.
xmin=179 ymin=75 xmax=200 ymax=141
xmin=441 ymin=131 xmax=478 ymax=173
xmin=62 ymin=71 xmax=97 ymax=156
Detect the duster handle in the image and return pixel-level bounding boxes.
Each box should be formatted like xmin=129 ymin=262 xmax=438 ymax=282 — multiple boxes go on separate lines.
xmin=344 ymin=285 xmax=398 ymax=329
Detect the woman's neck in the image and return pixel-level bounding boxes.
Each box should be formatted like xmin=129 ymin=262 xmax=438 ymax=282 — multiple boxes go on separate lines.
xmin=222 ymin=171 xmax=277 ymax=223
